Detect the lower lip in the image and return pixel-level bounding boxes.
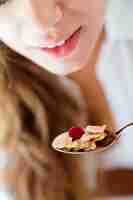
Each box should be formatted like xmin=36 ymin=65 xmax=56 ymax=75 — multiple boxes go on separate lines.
xmin=40 ymin=27 xmax=81 ymax=58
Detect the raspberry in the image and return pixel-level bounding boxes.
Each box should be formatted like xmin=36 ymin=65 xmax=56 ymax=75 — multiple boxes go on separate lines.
xmin=68 ymin=127 xmax=85 ymax=140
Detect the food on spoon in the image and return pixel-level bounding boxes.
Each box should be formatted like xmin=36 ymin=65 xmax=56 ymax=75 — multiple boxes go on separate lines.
xmin=60 ymin=125 xmax=108 ymax=152
xmin=68 ymin=127 xmax=85 ymax=140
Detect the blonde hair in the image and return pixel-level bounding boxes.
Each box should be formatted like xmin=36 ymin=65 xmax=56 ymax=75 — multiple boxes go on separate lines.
xmin=0 ymin=41 xmax=88 ymax=200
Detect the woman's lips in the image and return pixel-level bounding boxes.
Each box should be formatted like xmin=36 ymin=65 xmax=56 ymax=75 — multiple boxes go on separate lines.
xmin=40 ymin=27 xmax=81 ymax=58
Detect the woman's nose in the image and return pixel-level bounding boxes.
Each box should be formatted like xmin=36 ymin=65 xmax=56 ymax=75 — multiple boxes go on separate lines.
xmin=27 ymin=0 xmax=63 ymax=30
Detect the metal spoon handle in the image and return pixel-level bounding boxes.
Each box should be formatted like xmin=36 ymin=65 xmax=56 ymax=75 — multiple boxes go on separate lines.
xmin=115 ymin=122 xmax=133 ymax=135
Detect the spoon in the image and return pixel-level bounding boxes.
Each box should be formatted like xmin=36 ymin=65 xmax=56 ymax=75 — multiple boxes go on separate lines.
xmin=52 ymin=122 xmax=133 ymax=155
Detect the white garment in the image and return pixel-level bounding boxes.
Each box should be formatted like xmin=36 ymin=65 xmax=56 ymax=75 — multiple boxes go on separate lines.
xmin=0 ymin=150 xmax=14 ymax=200
xmin=97 ymin=0 xmax=133 ymax=168
xmin=0 ymin=186 xmax=13 ymax=200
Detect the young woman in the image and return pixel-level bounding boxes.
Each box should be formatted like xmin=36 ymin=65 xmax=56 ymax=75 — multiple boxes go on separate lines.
xmin=0 ymin=0 xmax=132 ymax=199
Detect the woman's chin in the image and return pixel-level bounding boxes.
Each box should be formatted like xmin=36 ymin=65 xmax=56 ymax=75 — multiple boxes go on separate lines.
xmin=40 ymin=60 xmax=87 ymax=76
xmin=50 ymin=56 xmax=89 ymax=76
xmin=28 ymin=47 xmax=90 ymax=76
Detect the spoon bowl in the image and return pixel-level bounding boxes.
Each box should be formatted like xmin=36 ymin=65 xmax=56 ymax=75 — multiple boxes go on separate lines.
xmin=52 ymin=122 xmax=133 ymax=155
xmin=52 ymin=131 xmax=119 ymax=155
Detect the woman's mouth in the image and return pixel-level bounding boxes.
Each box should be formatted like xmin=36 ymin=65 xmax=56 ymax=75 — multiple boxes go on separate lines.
xmin=40 ymin=27 xmax=82 ymax=58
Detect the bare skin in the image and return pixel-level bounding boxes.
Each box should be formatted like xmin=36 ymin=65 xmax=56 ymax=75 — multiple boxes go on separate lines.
xmin=68 ymin=30 xmax=115 ymax=130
